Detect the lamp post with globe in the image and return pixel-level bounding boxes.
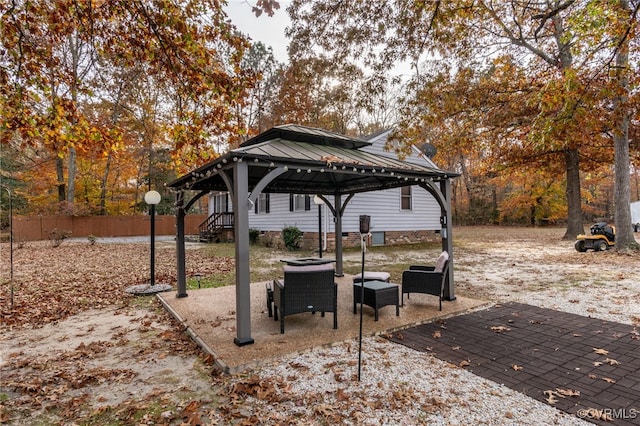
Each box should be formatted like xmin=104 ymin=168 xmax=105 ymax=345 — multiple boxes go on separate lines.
xmin=127 ymin=190 xmax=172 ymax=295
xmin=144 ymin=190 xmax=161 ymax=287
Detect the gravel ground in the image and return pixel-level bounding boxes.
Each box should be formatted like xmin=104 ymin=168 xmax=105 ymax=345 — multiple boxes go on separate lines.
xmin=237 ymin=321 xmax=592 ymax=425
xmin=3 ymin=227 xmax=638 ymax=425
xmin=221 ymin=229 xmax=639 ymax=425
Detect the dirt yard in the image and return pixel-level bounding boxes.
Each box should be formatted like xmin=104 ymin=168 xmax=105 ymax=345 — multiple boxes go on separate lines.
xmin=1 ymin=226 xmax=638 ymax=425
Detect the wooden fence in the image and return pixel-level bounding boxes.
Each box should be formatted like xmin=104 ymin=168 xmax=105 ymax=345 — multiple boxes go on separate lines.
xmin=11 ymin=214 xmax=208 ymax=242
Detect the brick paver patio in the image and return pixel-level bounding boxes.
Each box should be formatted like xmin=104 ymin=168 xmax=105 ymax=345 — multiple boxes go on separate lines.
xmin=387 ymin=302 xmax=640 ymax=425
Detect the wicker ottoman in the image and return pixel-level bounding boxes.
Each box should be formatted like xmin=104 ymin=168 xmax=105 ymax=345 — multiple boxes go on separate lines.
xmin=353 ymin=280 xmax=400 ymax=321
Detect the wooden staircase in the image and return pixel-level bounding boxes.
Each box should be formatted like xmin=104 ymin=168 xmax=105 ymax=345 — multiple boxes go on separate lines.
xmin=199 ymin=212 xmax=234 ymax=242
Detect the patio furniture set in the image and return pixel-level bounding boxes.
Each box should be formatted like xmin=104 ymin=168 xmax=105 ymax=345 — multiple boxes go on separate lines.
xmin=266 ymin=252 xmax=450 ymax=333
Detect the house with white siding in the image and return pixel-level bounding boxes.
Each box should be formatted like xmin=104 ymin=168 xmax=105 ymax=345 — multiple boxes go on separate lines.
xmin=206 ymin=129 xmax=444 ymax=249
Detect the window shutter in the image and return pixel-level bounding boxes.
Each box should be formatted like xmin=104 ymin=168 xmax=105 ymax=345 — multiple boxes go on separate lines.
xmin=289 ymin=194 xmax=294 ymax=212
xmin=305 ymin=195 xmax=311 ymax=211
xmin=254 ymin=196 xmax=258 ymax=214
xmin=266 ymin=193 xmax=270 ymax=213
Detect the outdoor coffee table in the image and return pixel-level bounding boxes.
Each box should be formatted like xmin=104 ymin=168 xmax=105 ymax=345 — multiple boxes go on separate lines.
xmin=353 ymin=280 xmax=400 ymax=321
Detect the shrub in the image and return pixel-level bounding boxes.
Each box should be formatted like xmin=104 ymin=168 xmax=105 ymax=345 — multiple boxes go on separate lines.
xmin=49 ymin=228 xmax=71 ymax=247
xmin=282 ymin=226 xmax=303 ymax=251
xmin=249 ymin=228 xmax=260 ymax=244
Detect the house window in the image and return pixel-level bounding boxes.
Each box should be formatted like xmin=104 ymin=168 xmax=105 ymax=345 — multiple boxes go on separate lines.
xmin=256 ymin=193 xmax=270 ymax=214
xmin=290 ymin=194 xmax=310 ymax=211
xmin=401 ymin=186 xmax=412 ymax=210
xmin=213 ymin=194 xmax=228 ymax=213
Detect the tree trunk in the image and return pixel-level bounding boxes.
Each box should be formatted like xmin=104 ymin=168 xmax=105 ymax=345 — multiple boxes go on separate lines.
xmin=56 ymin=156 xmax=66 ymax=204
xmin=99 ymin=153 xmax=112 ymax=215
xmin=551 ymin=13 xmax=584 ymax=240
xmin=66 ymin=147 xmax=77 ymax=209
xmin=612 ymin=0 xmax=638 ymax=250
xmin=563 ymin=148 xmax=584 ymax=239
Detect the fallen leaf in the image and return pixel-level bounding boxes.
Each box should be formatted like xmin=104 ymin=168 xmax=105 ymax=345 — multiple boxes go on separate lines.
xmin=289 ymin=362 xmax=309 ymax=371
xmin=459 ymin=360 xmax=470 ymax=367
xmin=452 ymin=346 xmax=460 ymax=351
xmin=511 ymin=364 xmax=523 ymax=371
xmin=593 ymin=361 xmax=603 ymax=366
xmin=490 ymin=326 xmax=511 ymax=333
xmin=543 ymin=390 xmax=559 ymax=405
xmin=555 ymin=388 xmax=580 ymax=397
xmin=432 ymin=330 xmax=441 ymax=339
xmin=592 ymin=348 xmax=609 ymax=355
xmin=314 ymin=404 xmax=334 ymax=416
xmin=604 ymin=358 xmax=620 ymax=366
xmin=336 ymin=388 xmax=349 ymax=401
xmin=602 ymin=377 xmax=616 ymax=383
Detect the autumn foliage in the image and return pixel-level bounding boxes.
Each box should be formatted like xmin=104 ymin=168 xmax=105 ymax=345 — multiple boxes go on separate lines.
xmin=1 ymin=0 xmax=256 ymax=216
xmin=1 ymin=1 xmax=639 ymax=241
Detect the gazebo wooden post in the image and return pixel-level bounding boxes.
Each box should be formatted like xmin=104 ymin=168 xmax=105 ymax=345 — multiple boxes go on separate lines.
xmin=175 ymin=191 xmax=188 ymax=298
xmin=333 ymin=194 xmax=344 ymax=276
xmin=233 ymin=161 xmax=254 ymax=346
xmin=440 ymin=178 xmax=455 ymax=301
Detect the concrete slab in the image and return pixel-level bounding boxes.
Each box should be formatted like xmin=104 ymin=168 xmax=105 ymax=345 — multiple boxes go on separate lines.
xmin=158 ymin=274 xmax=487 ymax=374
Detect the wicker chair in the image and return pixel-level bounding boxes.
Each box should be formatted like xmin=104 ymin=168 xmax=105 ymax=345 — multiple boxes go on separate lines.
xmin=273 ymin=264 xmax=338 ymax=334
xmin=401 ymin=251 xmax=449 ymax=310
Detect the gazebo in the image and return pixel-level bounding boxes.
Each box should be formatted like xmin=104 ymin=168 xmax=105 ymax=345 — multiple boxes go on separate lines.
xmin=167 ymin=124 xmax=459 ymax=346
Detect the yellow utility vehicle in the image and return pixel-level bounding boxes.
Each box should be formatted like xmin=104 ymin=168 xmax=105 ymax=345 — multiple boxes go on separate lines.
xmin=574 ymin=222 xmax=615 ymax=252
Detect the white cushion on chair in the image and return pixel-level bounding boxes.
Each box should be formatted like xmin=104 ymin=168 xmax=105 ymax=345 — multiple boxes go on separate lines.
xmin=353 ymin=271 xmax=391 ymax=283
xmin=434 ymin=251 xmax=449 ymax=273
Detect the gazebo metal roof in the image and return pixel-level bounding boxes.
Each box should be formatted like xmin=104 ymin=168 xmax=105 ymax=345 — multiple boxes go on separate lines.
xmin=168 ymin=124 xmax=456 ymax=195
xmin=168 ymin=124 xmax=458 ymax=347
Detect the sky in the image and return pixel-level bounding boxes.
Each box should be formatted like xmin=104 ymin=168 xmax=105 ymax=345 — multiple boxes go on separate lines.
xmin=223 ymin=1 xmax=415 ymax=77
xmin=224 ymin=0 xmax=292 ymax=62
